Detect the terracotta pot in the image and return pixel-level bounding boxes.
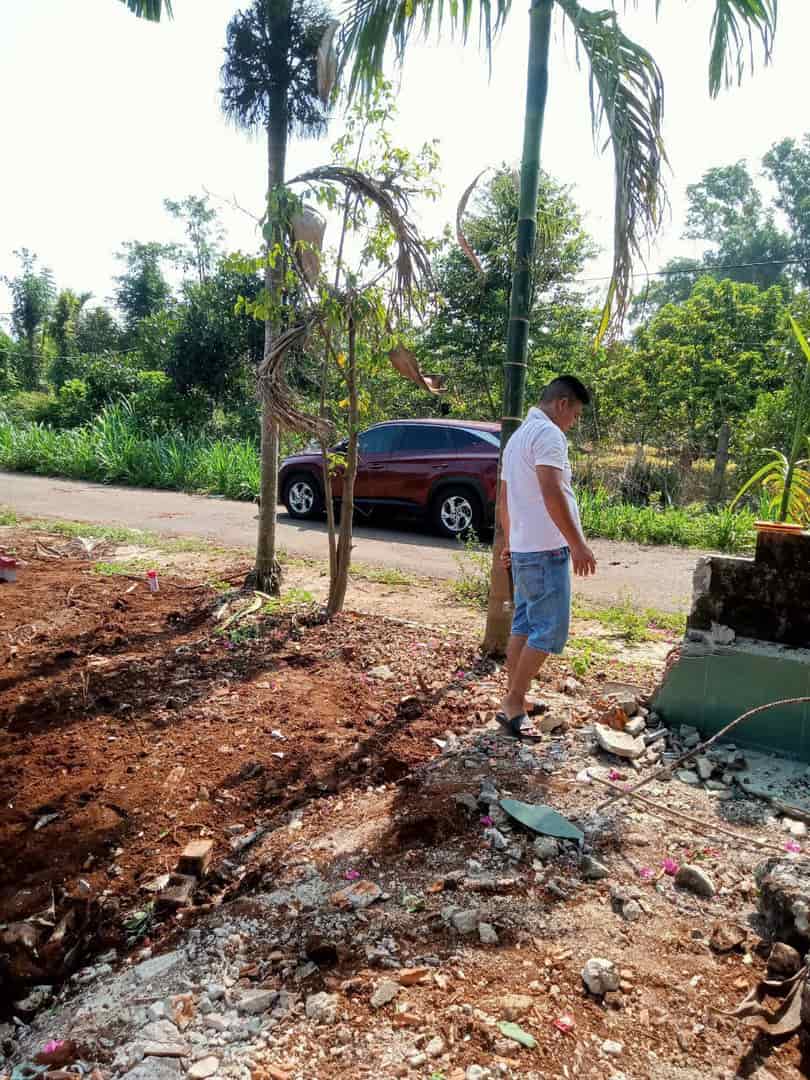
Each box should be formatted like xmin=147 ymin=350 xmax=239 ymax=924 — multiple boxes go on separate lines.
xmin=754 ymin=520 xmax=806 ymax=535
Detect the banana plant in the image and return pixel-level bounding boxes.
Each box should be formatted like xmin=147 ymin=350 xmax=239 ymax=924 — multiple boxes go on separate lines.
xmin=731 ymin=315 xmax=810 ymax=525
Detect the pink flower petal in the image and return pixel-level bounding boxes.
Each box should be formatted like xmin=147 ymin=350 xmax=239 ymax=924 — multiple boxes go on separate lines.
xmin=480 ymin=816 xmax=494 ymax=828
xmin=785 ymin=840 xmax=801 ymax=854
xmin=344 ymin=869 xmax=361 ymax=880
xmin=662 ymin=858 xmax=679 ymax=876
xmin=638 ymin=867 xmax=654 ymax=880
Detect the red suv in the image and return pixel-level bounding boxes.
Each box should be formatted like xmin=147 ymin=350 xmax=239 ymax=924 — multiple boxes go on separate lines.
xmin=279 ymin=419 xmax=500 ymax=538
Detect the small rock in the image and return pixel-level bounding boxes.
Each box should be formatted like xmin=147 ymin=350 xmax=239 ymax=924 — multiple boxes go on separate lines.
xmin=236 ymin=990 xmax=276 ymax=1015
xmin=726 ymin=750 xmax=747 ymax=770
xmin=602 ymin=1040 xmax=624 ymax=1056
xmin=408 ymin=1053 xmax=427 ymax=1067
xmin=709 ymin=922 xmax=747 ymax=953
xmin=609 ymin=694 xmax=638 ymax=717
xmin=188 ymin=1058 xmax=219 ymax=1079
xmin=783 ymin=818 xmax=808 ymax=838
xmin=499 ymin=994 xmax=533 ymax=1020
xmin=478 ymin=923 xmax=499 ymax=945
xmin=768 ymin=942 xmax=802 ymax=978
xmin=595 ymin=724 xmax=645 ymax=760
xmin=204 ymin=1014 xmax=229 ymax=1032
xmin=426 ymin=1035 xmax=445 ymax=1058
xmin=582 ymin=958 xmax=620 ymax=996
xmin=675 ymin=864 xmax=716 ymax=898
xmin=205 ymin=983 xmax=225 ymax=1002
xmin=466 ymin=1068 xmax=488 ymax=1080
xmin=368 ymin=664 xmax=394 ymax=680
xmin=306 ymin=992 xmax=339 ymax=1024
xmin=370 ymin=979 xmax=400 ymax=1008
xmin=621 ymin=899 xmax=642 ymax=922
xmin=451 ymin=909 xmax=480 ymax=935
xmin=484 ymin=827 xmax=508 ymax=851
xmin=121 ymin=1061 xmax=182 ymax=1079
xmin=453 ymin=794 xmax=478 ymax=814
xmin=533 ymin=837 xmax=559 ymax=862
xmin=13 ymin=985 xmax=53 ymax=1015
xmin=580 ymin=855 xmax=609 ymax=881
xmin=675 ymin=770 xmax=701 ymax=786
xmin=711 ymin=623 xmax=736 ymax=646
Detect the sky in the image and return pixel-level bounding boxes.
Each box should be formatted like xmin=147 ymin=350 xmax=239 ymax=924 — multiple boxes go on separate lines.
xmin=1 ymin=0 xmax=809 ymax=326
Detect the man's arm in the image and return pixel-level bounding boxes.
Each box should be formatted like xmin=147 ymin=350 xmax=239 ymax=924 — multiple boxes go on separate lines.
xmin=536 ymin=465 xmax=596 ymax=577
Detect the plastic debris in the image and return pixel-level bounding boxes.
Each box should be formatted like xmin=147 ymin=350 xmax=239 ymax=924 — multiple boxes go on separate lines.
xmin=553 ymin=1013 xmax=575 ymax=1034
xmin=497 ymin=1021 xmax=537 ymax=1048
xmin=146 ymin=569 xmax=159 ymax=593
xmin=500 ymin=799 xmax=584 ymax=844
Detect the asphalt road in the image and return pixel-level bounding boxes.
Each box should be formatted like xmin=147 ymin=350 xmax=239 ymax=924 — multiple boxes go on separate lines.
xmin=0 ymin=471 xmax=704 ymax=612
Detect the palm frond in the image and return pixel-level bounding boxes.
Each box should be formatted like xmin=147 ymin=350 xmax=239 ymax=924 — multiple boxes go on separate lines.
xmin=339 ymin=0 xmax=511 ymax=99
xmin=704 ymin=0 xmax=777 ymax=98
xmin=456 ymin=170 xmax=489 ymax=277
xmin=289 ymin=164 xmax=433 ymax=313
xmin=257 ymin=321 xmax=332 ymax=439
xmin=119 ymin=0 xmax=173 ymax=20
xmin=558 ymin=0 xmax=667 ymax=339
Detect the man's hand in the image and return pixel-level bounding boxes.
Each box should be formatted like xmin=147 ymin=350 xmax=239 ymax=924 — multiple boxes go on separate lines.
xmin=500 ymin=546 xmax=512 ymax=569
xmin=570 ymin=540 xmax=597 ymax=577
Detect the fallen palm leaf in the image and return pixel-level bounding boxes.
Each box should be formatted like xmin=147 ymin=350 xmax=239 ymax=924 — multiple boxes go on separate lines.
xmin=719 ymin=964 xmax=808 ymax=1037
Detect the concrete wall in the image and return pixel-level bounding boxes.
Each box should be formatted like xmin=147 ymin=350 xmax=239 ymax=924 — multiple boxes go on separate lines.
xmin=654 ymin=528 xmax=810 ymax=760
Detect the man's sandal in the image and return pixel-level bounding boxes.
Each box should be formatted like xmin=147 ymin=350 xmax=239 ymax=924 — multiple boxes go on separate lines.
xmin=495 ymin=712 xmax=544 ymax=742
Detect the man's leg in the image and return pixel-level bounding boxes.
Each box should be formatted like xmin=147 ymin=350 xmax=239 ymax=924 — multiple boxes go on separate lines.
xmin=504 ymin=633 xmax=546 ymax=718
xmin=502 ymin=641 xmax=548 ymax=720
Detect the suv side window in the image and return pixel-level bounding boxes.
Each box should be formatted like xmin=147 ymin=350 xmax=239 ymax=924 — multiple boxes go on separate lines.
xmin=449 ymin=427 xmax=497 ymax=451
xmin=395 ymin=424 xmax=452 ymax=453
xmin=359 ymin=426 xmax=399 ymax=454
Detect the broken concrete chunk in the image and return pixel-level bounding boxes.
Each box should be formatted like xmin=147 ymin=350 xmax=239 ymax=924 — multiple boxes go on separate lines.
xmin=478 ymin=923 xmax=499 ymax=945
xmin=121 ymin=1060 xmax=182 ymax=1079
xmin=177 ymin=839 xmax=214 ymax=878
xmin=624 ymin=716 xmax=646 ymax=738
xmin=451 ymin=909 xmax=480 ymax=935
xmin=331 ymin=879 xmax=382 ymax=910
xmin=709 ymin=921 xmax=747 ymax=953
xmin=236 ymin=990 xmax=276 ymax=1015
xmin=133 ymin=950 xmax=183 ymax=984
xmin=675 ymin=864 xmax=716 ymax=898
xmin=695 ymin=756 xmax=714 ymax=781
xmin=305 ymin=991 xmax=339 ymax=1024
xmin=533 ymin=836 xmax=559 ymax=862
xmin=582 ymin=957 xmax=620 ymax=996
xmin=156 ymin=873 xmax=196 ymax=911
xmin=499 ymin=993 xmax=533 ymax=1020
xmin=675 ymin=770 xmax=701 ymax=786
xmin=188 ymin=1059 xmax=220 ymax=1080
xmin=13 ymin=984 xmax=53 ymax=1015
xmin=595 ymin=724 xmax=645 ymax=760
xmin=756 ymin=858 xmax=810 ymax=941
xmin=370 ymin=979 xmax=400 ymax=1008
xmin=368 ymin=664 xmax=394 ymax=680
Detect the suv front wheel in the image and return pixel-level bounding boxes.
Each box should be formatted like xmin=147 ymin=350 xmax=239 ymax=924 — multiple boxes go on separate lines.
xmin=283 ymin=473 xmax=324 ymax=520
xmin=432 ymin=486 xmax=482 ymax=539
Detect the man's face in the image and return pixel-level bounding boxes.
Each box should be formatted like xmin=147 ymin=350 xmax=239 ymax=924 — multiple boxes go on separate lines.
xmin=551 ymin=397 xmax=583 ymax=432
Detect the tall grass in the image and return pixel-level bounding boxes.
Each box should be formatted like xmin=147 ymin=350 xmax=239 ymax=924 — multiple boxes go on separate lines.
xmin=0 ymin=404 xmax=260 ymax=500
xmin=577 ymin=487 xmax=755 ymax=553
xmin=0 ymin=407 xmax=757 ymax=552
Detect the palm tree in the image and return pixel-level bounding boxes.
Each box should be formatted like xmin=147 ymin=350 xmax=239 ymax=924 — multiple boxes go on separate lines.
xmin=221 ymin=0 xmax=333 ymax=594
xmin=118 ymin=0 xmax=333 ymax=595
xmin=342 ymin=0 xmax=777 ymax=653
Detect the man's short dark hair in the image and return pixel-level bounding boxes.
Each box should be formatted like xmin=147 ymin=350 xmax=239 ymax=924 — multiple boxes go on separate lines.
xmin=540 ymin=375 xmax=591 ymax=406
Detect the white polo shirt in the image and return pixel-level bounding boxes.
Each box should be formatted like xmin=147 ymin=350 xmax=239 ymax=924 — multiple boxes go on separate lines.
xmin=502 ymin=406 xmax=581 ymax=553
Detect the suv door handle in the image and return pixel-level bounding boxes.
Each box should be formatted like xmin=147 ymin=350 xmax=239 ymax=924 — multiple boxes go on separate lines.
xmin=432 ymin=462 xmax=448 ymax=469
xmin=368 ymin=463 xmax=385 ymax=470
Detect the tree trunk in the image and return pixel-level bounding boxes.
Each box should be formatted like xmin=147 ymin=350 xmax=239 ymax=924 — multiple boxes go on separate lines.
xmin=251 ymin=77 xmax=289 ymax=595
xmin=482 ymin=0 xmax=553 ymax=657
xmin=708 ymin=421 xmax=731 ymax=507
xmin=328 ymin=315 xmax=357 ymax=616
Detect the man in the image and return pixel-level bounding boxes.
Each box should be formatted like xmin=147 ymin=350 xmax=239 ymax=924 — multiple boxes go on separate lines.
xmin=497 ymin=375 xmax=597 ymax=737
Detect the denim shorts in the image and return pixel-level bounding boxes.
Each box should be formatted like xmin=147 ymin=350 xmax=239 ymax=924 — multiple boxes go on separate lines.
xmin=511 ymin=547 xmax=571 ymax=654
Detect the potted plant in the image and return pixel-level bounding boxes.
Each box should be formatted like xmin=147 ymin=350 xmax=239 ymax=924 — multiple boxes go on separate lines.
xmin=731 ymin=315 xmax=810 ymax=536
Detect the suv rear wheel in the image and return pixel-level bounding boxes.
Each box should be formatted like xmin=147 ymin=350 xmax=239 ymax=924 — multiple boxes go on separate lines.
xmin=283 ymin=473 xmax=323 ymax=520
xmin=432 ymin=486 xmax=482 ymax=539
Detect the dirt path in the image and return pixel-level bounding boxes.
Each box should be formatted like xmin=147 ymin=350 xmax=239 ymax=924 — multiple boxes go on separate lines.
xmin=1 ymin=470 xmax=704 ymax=612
